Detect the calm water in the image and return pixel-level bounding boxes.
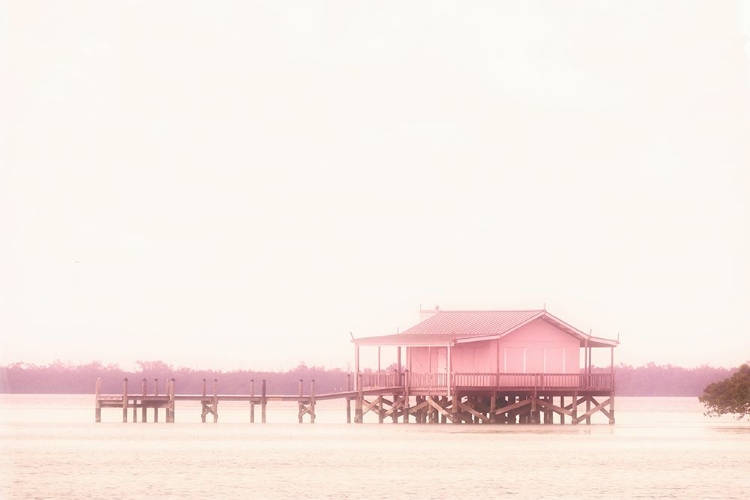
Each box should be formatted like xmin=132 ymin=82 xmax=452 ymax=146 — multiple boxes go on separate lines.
xmin=1 ymin=395 xmax=748 ymax=499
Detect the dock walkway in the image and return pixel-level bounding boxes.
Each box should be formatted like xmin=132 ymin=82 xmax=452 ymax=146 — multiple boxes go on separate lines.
xmin=95 ymin=371 xmax=614 ymax=425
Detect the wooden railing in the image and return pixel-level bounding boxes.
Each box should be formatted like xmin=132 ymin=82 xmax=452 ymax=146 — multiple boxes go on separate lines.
xmin=360 ymin=372 xmax=613 ymax=390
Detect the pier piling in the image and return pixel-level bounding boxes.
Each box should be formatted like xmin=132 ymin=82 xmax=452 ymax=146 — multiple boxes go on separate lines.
xmin=141 ymin=378 xmax=147 ymax=423
xmin=122 ymin=378 xmax=128 ymax=423
xmin=153 ymin=379 xmax=159 ymax=423
xmin=346 ymin=374 xmax=351 ymax=424
xmin=310 ymin=379 xmax=316 ymax=424
xmin=261 ymin=379 xmax=267 ymax=423
xmin=95 ymin=378 xmax=101 ymax=423
xmin=250 ymin=379 xmax=255 ymax=423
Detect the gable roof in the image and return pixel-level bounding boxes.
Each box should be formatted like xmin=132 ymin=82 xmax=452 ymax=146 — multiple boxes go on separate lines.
xmin=352 ymin=309 xmax=618 ymax=348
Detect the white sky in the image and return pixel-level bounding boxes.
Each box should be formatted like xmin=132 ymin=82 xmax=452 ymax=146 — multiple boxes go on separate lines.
xmin=2 ymin=1 xmax=749 ymax=372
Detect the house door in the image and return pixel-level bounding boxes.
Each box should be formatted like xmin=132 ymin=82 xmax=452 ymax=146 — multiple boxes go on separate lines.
xmin=437 ymin=348 xmax=447 ymax=373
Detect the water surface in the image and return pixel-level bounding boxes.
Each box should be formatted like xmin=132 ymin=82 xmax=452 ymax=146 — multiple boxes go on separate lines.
xmin=1 ymin=395 xmax=748 ymax=499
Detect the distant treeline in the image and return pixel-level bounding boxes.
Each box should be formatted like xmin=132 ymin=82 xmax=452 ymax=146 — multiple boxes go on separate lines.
xmin=597 ymin=363 xmax=737 ymax=396
xmin=0 ymin=360 xmax=740 ymax=396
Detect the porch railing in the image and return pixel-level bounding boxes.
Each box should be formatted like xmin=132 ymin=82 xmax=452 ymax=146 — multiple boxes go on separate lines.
xmin=359 ymin=371 xmax=613 ymax=391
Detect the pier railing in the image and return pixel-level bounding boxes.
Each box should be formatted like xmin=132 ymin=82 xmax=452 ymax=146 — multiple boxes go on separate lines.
xmin=360 ymin=371 xmax=613 ymax=391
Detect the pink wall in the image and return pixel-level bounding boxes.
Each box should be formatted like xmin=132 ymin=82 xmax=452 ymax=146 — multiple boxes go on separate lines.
xmin=408 ymin=346 xmax=446 ymax=373
xmin=451 ymin=340 xmax=495 ymax=373
xmin=406 ymin=318 xmax=581 ymax=374
xmin=499 ymin=318 xmax=580 ymax=374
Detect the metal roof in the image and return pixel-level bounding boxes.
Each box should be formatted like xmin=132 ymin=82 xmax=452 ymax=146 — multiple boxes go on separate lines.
xmin=352 ymin=309 xmax=619 ymax=348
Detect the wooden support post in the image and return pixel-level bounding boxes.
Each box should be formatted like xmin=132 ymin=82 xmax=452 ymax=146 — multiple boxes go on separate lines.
xmin=163 ymin=379 xmax=169 ymax=423
xmin=298 ymin=379 xmax=304 ymax=423
xmin=346 ymin=374 xmax=351 ymax=424
xmin=530 ymin=392 xmax=538 ymax=424
xmin=212 ymin=379 xmax=218 ymax=423
xmin=133 ymin=394 xmax=138 ymax=423
xmin=250 ymin=379 xmax=257 ymax=422
xmin=610 ymin=346 xmax=616 ymax=425
xmin=586 ymin=396 xmax=591 ymax=425
xmin=560 ymin=395 xmax=565 ymax=425
xmin=452 ymin=392 xmax=459 ymax=424
xmin=310 ymin=379 xmax=316 ymax=424
xmin=168 ymin=378 xmax=176 ymax=423
xmin=261 ymin=379 xmax=267 ymax=423
xmin=505 ymin=396 xmax=514 ymax=424
xmin=354 ymin=345 xmax=360 ymax=388
xmin=355 ymin=372 xmax=363 ymax=423
xmin=447 ymin=343 xmax=452 ymax=398
xmin=141 ymin=378 xmax=147 ymax=424
xmin=489 ymin=392 xmax=497 ymax=424
xmin=544 ymin=396 xmax=552 ymax=424
xmin=571 ymin=392 xmax=578 ymax=424
xmin=397 ymin=346 xmax=402 ymax=385
xmin=378 ymin=395 xmax=384 ymax=423
xmin=122 ymin=378 xmax=128 ymax=423
xmin=153 ymin=379 xmax=159 ymax=423
xmin=402 ymin=370 xmax=410 ymax=424
xmin=95 ymin=378 xmax=102 ymax=423
xmin=201 ymin=379 xmax=207 ymax=423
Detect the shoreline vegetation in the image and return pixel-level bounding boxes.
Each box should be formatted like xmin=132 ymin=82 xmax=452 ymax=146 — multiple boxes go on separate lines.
xmin=0 ymin=361 xmax=741 ymax=397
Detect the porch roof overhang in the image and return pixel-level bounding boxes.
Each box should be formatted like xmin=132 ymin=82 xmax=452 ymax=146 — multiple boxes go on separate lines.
xmin=351 ymin=309 xmax=619 ymax=349
xmin=352 ymin=333 xmax=455 ymax=347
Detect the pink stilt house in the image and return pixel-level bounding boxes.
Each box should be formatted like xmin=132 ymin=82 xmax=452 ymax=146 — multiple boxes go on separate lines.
xmin=351 ymin=307 xmax=618 ymax=425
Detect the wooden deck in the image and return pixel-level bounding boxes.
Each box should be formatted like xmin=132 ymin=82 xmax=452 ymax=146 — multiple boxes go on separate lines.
xmin=95 ymin=372 xmax=615 ymax=425
xmin=361 ymin=371 xmax=614 ymax=393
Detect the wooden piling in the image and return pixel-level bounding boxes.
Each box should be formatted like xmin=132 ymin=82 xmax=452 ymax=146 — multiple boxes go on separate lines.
xmin=355 ymin=372 xmax=363 ymax=423
xmin=346 ymin=374 xmax=351 ymax=424
xmin=489 ymin=392 xmax=496 ymax=424
xmin=122 ymin=378 xmax=128 ymax=423
xmin=201 ymin=379 xmax=207 ymax=423
xmin=168 ymin=378 xmax=176 ymax=423
xmin=402 ymin=370 xmax=410 ymax=424
xmin=298 ymin=379 xmax=304 ymax=424
xmin=559 ymin=395 xmax=565 ymax=425
xmin=261 ymin=379 xmax=267 ymax=423
xmin=141 ymin=378 xmax=147 ymax=423
xmin=94 ymin=378 xmax=102 ymax=423
xmin=451 ymin=392 xmax=459 ymax=424
xmin=586 ymin=396 xmax=591 ymax=425
xmin=543 ymin=396 xmax=552 ymax=424
xmin=310 ymin=379 xmax=316 ymax=424
xmin=212 ymin=379 xmax=218 ymax=423
xmin=153 ymin=379 xmax=159 ymax=423
xmin=250 ymin=379 xmax=255 ymax=423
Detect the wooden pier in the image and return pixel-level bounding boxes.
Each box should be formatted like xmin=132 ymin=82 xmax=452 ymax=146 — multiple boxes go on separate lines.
xmin=94 ymin=371 xmax=614 ymax=425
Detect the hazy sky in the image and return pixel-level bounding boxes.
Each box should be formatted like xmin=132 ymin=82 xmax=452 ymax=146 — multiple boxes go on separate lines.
xmin=2 ymin=1 xmax=749 ymax=372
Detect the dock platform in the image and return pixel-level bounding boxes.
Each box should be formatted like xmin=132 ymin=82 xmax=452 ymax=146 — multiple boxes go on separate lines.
xmin=95 ymin=371 xmax=614 ymax=425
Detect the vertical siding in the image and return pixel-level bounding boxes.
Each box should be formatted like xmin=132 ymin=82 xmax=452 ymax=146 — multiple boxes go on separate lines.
xmin=452 ymin=341 xmax=495 ymax=372
xmin=406 ymin=318 xmax=582 ymax=375
xmin=407 ymin=346 xmax=447 ymax=373
xmin=498 ymin=318 xmax=580 ymax=373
